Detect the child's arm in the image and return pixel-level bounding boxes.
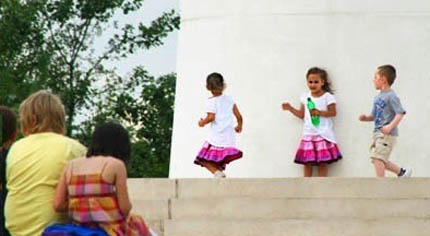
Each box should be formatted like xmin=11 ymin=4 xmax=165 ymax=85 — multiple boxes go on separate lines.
xmin=233 ymin=104 xmax=243 ymax=133
xmin=359 ymin=114 xmax=374 ymax=122
xmin=198 ymin=113 xmax=215 ymax=127
xmin=115 ymin=160 xmax=132 ymax=217
xmin=282 ymin=102 xmax=305 ymax=119
xmin=380 ymin=113 xmax=405 ymax=135
xmin=310 ymin=104 xmax=337 ymax=117
xmin=54 ymin=165 xmax=69 ymax=212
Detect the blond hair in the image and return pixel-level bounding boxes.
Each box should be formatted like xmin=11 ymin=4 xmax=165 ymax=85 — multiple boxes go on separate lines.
xmin=19 ymin=90 xmax=66 ymax=136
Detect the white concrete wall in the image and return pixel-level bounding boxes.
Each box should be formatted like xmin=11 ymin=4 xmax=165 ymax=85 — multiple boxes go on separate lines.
xmin=170 ymin=0 xmax=430 ymax=178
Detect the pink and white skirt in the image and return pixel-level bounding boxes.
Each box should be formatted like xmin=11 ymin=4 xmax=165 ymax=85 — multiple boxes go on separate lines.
xmin=194 ymin=141 xmax=243 ymax=170
xmin=294 ymin=135 xmax=342 ymax=165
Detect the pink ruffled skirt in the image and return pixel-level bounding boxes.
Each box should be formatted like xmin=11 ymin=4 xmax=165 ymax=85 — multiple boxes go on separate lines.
xmin=295 ymin=135 xmax=342 ymax=165
xmin=194 ymin=142 xmax=243 ymax=170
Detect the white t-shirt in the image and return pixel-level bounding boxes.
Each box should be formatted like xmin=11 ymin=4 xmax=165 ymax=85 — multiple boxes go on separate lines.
xmin=300 ymin=92 xmax=337 ymax=143
xmin=205 ymin=94 xmax=236 ymax=147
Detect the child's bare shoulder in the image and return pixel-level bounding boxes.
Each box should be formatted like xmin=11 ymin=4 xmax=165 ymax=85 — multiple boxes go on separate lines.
xmin=106 ymin=157 xmax=126 ymax=169
xmin=70 ymin=156 xmax=86 ymax=164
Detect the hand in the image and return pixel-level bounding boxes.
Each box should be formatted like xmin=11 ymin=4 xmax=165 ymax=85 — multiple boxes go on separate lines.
xmin=281 ymin=102 xmax=292 ymax=111
xmin=235 ymin=125 xmax=242 ymax=133
xmin=359 ymin=114 xmax=367 ymax=121
xmin=198 ymin=119 xmax=205 ymax=127
xmin=380 ymin=125 xmax=392 ymax=135
xmin=310 ymin=109 xmax=320 ymax=116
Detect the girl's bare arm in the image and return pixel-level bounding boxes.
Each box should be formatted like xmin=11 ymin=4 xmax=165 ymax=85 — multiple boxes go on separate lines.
xmin=198 ymin=113 xmax=215 ymax=127
xmin=282 ymin=102 xmax=305 ymax=119
xmin=233 ymin=104 xmax=243 ymax=133
xmin=54 ymin=165 xmax=69 ymax=212
xmin=115 ymin=160 xmax=132 ymax=217
xmin=311 ymin=103 xmax=336 ymax=117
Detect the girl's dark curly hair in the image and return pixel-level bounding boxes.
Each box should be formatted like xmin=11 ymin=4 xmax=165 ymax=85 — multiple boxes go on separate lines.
xmin=206 ymin=72 xmax=225 ymax=92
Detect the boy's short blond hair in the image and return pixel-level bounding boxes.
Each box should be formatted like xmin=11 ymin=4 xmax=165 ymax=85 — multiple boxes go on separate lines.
xmin=19 ymin=90 xmax=66 ymax=136
xmin=377 ymin=65 xmax=396 ymax=86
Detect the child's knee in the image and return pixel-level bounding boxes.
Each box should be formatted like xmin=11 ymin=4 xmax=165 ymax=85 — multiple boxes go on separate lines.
xmin=371 ymin=158 xmax=385 ymax=167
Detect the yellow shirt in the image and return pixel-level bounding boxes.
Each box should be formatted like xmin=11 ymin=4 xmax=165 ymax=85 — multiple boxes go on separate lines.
xmin=5 ymin=132 xmax=86 ymax=236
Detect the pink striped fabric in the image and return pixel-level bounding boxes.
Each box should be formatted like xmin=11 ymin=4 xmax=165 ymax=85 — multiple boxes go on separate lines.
xmin=194 ymin=141 xmax=243 ymax=169
xmin=294 ymin=135 xmax=342 ymax=165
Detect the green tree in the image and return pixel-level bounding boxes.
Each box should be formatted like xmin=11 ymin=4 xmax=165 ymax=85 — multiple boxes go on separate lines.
xmin=0 ymin=0 xmax=180 ymax=177
xmin=0 ymin=0 xmax=179 ymax=135
xmin=0 ymin=1 xmax=50 ymax=107
xmin=76 ymin=68 xmax=176 ymax=177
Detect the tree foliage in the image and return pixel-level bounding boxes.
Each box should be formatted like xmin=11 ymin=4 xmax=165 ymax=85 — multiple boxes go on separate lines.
xmin=76 ymin=69 xmax=176 ymax=177
xmin=0 ymin=1 xmax=50 ymax=108
xmin=0 ymin=0 xmax=180 ymax=177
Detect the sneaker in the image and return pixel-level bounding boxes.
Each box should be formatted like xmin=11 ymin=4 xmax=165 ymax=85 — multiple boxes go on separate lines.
xmin=214 ymin=170 xmax=226 ymax=178
xmin=398 ymin=168 xmax=412 ymax=178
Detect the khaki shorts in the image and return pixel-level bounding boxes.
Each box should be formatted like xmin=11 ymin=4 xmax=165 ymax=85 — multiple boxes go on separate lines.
xmin=370 ymin=133 xmax=397 ymax=163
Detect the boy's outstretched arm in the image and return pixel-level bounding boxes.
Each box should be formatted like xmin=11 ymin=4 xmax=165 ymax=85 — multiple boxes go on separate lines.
xmin=381 ymin=113 xmax=405 ymax=135
xmin=233 ymin=104 xmax=243 ymax=133
xmin=198 ymin=113 xmax=215 ymax=127
xmin=359 ymin=114 xmax=374 ymax=122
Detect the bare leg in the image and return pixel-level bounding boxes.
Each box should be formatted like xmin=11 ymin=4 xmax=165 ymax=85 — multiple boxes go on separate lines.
xmin=372 ymin=159 xmax=386 ymax=177
xmin=200 ymin=160 xmax=220 ymax=174
xmin=385 ymin=161 xmax=401 ymax=175
xmin=304 ymin=165 xmax=313 ymax=177
xmin=318 ymin=164 xmax=328 ymax=177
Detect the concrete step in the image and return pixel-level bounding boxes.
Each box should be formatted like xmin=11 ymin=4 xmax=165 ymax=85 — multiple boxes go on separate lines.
xmin=164 ymin=218 xmax=430 ymax=236
xmin=130 ymin=199 xmax=169 ymax=221
xmin=128 ymin=178 xmax=176 ymax=200
xmin=146 ymin=220 xmax=163 ymax=236
xmin=128 ymin=178 xmax=430 ymax=200
xmin=176 ymin=178 xmax=430 ymax=199
xmin=127 ymin=178 xmax=430 ymax=235
xmin=170 ymin=197 xmax=430 ymax=220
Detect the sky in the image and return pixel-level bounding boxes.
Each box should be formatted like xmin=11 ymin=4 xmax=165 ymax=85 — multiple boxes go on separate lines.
xmin=95 ymin=0 xmax=179 ymax=77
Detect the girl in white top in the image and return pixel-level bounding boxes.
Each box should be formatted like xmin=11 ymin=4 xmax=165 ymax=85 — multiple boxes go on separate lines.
xmin=194 ymin=72 xmax=243 ymax=178
xmin=282 ymin=67 xmax=342 ymax=177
